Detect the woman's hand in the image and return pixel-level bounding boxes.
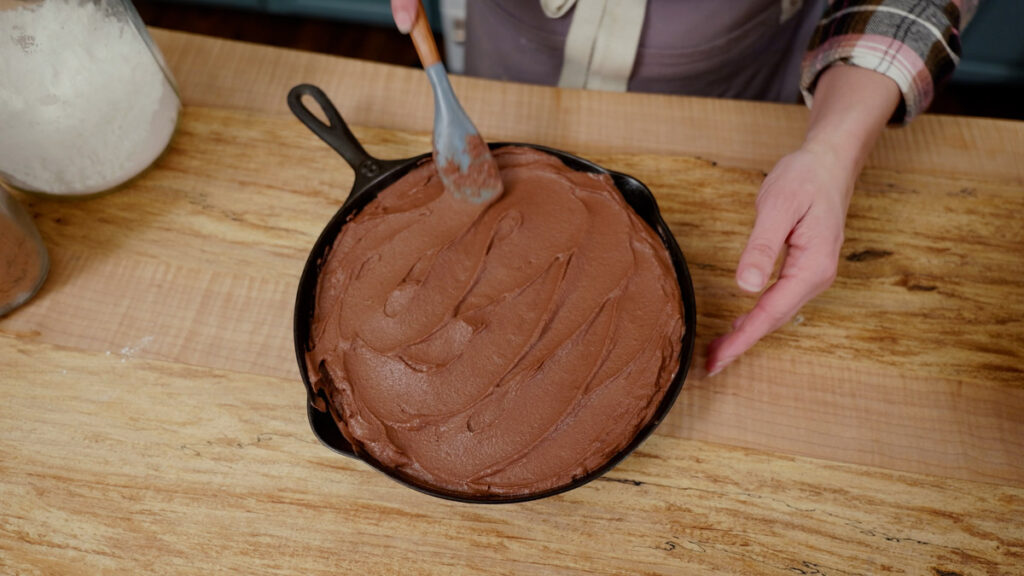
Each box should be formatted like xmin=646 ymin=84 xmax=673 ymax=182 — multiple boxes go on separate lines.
xmin=706 ymin=142 xmax=854 ymax=375
xmin=391 ymin=0 xmax=419 ymax=33
xmin=706 ymin=65 xmax=902 ymax=376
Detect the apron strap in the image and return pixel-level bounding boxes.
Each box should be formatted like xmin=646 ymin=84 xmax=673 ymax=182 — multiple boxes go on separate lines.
xmin=548 ymin=0 xmax=648 ymax=92
xmin=541 ymin=0 xmax=577 ymax=18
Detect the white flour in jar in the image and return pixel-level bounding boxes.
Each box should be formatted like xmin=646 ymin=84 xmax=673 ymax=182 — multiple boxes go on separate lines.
xmin=0 ymin=0 xmax=179 ymax=196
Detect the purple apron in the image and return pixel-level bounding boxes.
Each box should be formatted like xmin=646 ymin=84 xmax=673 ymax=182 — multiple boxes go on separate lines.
xmin=465 ymin=0 xmax=826 ymax=103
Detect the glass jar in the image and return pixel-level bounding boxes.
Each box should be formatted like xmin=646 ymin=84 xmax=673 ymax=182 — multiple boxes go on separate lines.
xmin=0 ymin=187 xmax=48 ymax=316
xmin=0 ymin=0 xmax=180 ymax=197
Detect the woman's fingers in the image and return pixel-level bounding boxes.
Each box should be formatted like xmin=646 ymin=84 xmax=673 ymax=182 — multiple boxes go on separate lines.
xmin=708 ymin=231 xmax=840 ymax=376
xmin=708 ymin=275 xmax=804 ymax=376
xmin=735 ymin=184 xmax=801 ymax=293
xmin=391 ymin=0 xmax=418 ymax=33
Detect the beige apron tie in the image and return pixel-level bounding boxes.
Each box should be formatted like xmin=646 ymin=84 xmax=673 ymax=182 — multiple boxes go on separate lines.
xmin=540 ymin=0 xmax=576 ymax=18
xmin=543 ymin=0 xmax=648 ymax=92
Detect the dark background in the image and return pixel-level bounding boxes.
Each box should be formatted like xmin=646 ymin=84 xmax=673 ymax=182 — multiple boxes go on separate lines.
xmin=135 ymin=0 xmax=1024 ymax=121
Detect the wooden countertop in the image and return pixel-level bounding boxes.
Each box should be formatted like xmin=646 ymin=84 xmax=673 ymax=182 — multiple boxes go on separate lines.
xmin=2 ymin=29 xmax=1022 ymax=574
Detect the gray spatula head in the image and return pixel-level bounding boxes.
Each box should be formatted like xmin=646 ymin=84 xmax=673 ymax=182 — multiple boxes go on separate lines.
xmin=425 ymin=63 xmax=503 ymax=204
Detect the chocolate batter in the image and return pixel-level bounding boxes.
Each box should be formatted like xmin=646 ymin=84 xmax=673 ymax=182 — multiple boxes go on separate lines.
xmin=307 ymin=146 xmax=683 ymax=497
xmin=0 ymin=204 xmax=45 ymax=317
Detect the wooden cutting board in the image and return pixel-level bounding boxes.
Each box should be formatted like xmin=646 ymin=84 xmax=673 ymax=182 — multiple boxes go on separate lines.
xmin=2 ymin=106 xmax=1022 ymax=574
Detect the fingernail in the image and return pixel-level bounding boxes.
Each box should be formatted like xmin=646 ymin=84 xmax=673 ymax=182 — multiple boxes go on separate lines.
xmin=395 ymin=9 xmax=414 ymax=33
xmin=707 ymin=357 xmax=735 ymax=378
xmin=737 ymin=268 xmax=764 ymax=292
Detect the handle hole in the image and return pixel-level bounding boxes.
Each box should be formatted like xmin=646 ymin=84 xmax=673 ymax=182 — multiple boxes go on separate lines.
xmin=300 ymin=93 xmax=331 ymax=126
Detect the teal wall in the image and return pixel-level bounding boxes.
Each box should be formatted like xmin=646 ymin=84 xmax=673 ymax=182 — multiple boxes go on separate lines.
xmin=954 ymin=0 xmax=1024 ymax=84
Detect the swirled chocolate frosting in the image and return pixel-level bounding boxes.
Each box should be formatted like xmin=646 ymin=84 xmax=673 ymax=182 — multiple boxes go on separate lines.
xmin=306 ymin=146 xmax=683 ymax=497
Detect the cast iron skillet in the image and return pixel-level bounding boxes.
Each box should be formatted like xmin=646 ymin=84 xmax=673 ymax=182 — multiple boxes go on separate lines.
xmin=287 ymin=84 xmax=697 ymax=504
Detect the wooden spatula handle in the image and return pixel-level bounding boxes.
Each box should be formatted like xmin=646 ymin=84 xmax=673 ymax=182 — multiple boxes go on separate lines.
xmin=409 ymin=1 xmax=440 ymax=68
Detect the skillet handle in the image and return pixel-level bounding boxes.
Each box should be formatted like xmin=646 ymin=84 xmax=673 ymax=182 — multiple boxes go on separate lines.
xmin=287 ymin=84 xmax=386 ymax=182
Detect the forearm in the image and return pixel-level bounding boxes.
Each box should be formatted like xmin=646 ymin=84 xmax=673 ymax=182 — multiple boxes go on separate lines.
xmin=803 ymin=65 xmax=901 ymax=181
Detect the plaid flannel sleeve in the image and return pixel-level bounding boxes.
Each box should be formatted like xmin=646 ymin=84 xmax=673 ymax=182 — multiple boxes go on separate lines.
xmin=801 ymin=0 xmax=980 ymax=123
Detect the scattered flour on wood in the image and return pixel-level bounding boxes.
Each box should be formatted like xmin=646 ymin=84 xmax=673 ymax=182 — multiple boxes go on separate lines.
xmin=118 ymin=335 xmax=154 ymax=362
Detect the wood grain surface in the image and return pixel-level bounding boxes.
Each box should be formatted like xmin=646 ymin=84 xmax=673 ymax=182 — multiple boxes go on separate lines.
xmin=1 ymin=30 xmax=1022 ymax=574
xmin=3 ymin=336 xmax=1022 ymax=575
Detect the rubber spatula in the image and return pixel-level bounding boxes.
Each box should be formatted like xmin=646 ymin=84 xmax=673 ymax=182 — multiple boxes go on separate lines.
xmin=408 ymin=1 xmax=502 ymax=203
